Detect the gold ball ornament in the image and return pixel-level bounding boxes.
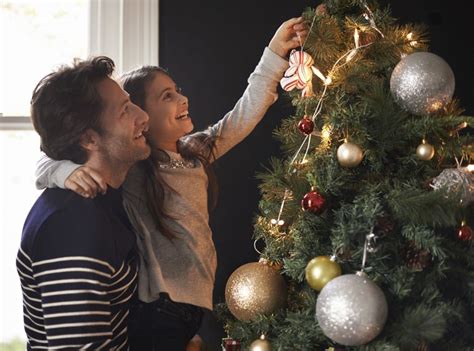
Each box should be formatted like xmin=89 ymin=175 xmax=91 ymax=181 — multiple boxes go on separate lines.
xmin=250 ymin=335 xmax=272 ymax=351
xmin=305 ymin=256 xmax=342 ymax=291
xmin=416 ymin=140 xmax=435 ymax=161
xmin=225 ymin=261 xmax=287 ymax=321
xmin=337 ymin=141 xmax=364 ymax=168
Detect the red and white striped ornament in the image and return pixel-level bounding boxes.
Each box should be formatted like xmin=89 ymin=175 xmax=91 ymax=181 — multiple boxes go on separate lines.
xmin=280 ymin=49 xmax=314 ymax=97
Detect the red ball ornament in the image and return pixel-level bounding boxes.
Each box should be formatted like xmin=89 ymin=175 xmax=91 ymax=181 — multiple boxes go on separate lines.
xmin=222 ymin=338 xmax=241 ymax=351
xmin=297 ymin=117 xmax=314 ymax=135
xmin=359 ymin=31 xmax=377 ymax=46
xmin=458 ymin=224 xmax=473 ymax=241
xmin=301 ymin=188 xmax=325 ymax=213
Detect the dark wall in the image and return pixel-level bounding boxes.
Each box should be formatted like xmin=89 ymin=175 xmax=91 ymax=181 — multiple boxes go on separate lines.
xmin=159 ymin=1 xmax=473 ymax=348
xmin=159 ymin=0 xmax=317 ymax=302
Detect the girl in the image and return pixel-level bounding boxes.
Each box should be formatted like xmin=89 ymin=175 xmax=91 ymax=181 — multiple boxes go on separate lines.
xmin=35 ymin=17 xmax=308 ymax=350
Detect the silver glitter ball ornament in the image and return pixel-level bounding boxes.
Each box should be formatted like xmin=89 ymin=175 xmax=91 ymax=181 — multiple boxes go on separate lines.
xmin=390 ymin=52 xmax=455 ymax=116
xmin=431 ymin=167 xmax=474 ymax=205
xmin=316 ymin=273 xmax=388 ymax=346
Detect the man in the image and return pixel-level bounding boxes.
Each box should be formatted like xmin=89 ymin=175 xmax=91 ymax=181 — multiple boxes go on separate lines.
xmin=16 ymin=56 xmax=150 ymax=350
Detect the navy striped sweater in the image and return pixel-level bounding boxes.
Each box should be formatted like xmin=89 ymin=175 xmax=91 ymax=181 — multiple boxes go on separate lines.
xmin=16 ymin=187 xmax=138 ymax=350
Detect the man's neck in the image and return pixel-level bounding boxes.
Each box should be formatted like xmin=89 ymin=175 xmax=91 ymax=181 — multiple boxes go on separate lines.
xmin=84 ymin=156 xmax=131 ymax=189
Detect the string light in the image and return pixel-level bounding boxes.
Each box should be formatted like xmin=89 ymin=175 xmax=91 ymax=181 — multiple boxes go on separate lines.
xmin=354 ymin=28 xmax=360 ymax=48
xmin=312 ymin=66 xmax=328 ymax=84
xmin=267 ymin=1 xmax=384 ymax=235
xmin=321 ymin=124 xmax=332 ymax=141
xmin=406 ymin=32 xmax=418 ymax=47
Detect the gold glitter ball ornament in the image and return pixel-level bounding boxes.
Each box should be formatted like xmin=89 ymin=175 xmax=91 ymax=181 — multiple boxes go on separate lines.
xmin=337 ymin=141 xmax=364 ymax=168
xmin=249 ymin=335 xmax=272 ymax=351
xmin=416 ymin=141 xmax=435 ymax=161
xmin=225 ymin=261 xmax=287 ymax=321
xmin=305 ymin=256 xmax=342 ymax=291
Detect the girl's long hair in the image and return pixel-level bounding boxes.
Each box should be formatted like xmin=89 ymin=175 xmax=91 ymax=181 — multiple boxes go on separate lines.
xmin=121 ymin=66 xmax=218 ymax=240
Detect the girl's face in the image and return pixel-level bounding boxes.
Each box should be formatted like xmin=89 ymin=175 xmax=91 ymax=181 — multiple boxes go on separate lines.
xmin=144 ymin=72 xmax=193 ymax=149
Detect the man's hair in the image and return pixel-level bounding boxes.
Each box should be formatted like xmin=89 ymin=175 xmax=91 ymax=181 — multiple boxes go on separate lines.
xmin=31 ymin=56 xmax=115 ymax=164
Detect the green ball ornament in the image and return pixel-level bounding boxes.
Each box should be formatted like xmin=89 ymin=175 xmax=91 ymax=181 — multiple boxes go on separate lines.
xmin=249 ymin=335 xmax=272 ymax=351
xmin=305 ymin=256 xmax=342 ymax=291
xmin=416 ymin=140 xmax=435 ymax=160
xmin=337 ymin=141 xmax=364 ymax=167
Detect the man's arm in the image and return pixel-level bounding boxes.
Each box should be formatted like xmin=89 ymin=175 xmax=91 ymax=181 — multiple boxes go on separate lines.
xmin=33 ymin=256 xmax=116 ymax=349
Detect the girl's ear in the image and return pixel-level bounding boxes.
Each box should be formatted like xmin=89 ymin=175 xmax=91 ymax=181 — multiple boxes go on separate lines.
xmin=79 ymin=129 xmax=100 ymax=151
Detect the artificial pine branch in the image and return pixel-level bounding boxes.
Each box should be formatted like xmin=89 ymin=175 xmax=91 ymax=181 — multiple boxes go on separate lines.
xmin=220 ymin=0 xmax=474 ymax=348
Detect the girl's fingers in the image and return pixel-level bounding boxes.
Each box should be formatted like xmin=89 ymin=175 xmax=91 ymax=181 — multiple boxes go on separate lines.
xmin=286 ymin=17 xmax=304 ymax=26
xmin=65 ymin=180 xmax=90 ymax=198
xmin=296 ymin=30 xmax=309 ymax=38
xmin=86 ymin=169 xmax=108 ymax=194
xmin=73 ymin=177 xmax=98 ymax=198
xmin=293 ymin=23 xmax=307 ymax=31
xmin=79 ymin=175 xmax=101 ymax=197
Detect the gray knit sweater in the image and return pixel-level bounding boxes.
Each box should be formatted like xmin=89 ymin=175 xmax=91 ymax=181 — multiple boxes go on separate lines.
xmin=35 ymin=47 xmax=288 ymax=310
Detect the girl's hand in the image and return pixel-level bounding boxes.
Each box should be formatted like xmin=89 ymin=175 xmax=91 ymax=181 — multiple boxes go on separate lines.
xmin=64 ymin=166 xmax=107 ymax=198
xmin=269 ymin=17 xmax=309 ymax=58
xmin=185 ymin=334 xmax=204 ymax=351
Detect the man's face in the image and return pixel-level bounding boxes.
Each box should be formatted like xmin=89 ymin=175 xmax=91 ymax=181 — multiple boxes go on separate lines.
xmin=96 ymin=77 xmax=151 ymax=165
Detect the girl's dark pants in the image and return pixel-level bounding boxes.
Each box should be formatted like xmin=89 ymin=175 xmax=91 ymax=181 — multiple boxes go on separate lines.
xmin=128 ymin=293 xmax=204 ymax=350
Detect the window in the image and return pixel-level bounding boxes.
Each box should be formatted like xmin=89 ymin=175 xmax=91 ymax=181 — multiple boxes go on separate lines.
xmin=0 ymin=0 xmax=158 ymax=345
xmin=0 ymin=131 xmax=42 ymax=345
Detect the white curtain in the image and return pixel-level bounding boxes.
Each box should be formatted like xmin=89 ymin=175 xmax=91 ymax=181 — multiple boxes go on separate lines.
xmin=89 ymin=0 xmax=159 ymax=75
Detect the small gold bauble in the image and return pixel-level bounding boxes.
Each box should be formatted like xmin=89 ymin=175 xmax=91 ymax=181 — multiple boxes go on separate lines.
xmin=225 ymin=262 xmax=287 ymax=321
xmin=305 ymin=256 xmax=342 ymax=291
xmin=416 ymin=141 xmax=435 ymax=160
xmin=250 ymin=335 xmax=272 ymax=351
xmin=337 ymin=141 xmax=364 ymax=168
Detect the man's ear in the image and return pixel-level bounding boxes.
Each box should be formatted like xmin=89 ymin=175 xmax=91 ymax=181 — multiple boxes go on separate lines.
xmin=79 ymin=129 xmax=100 ymax=151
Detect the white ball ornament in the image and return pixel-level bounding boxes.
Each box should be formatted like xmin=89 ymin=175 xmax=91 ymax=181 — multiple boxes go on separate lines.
xmin=416 ymin=140 xmax=435 ymax=161
xmin=337 ymin=141 xmax=364 ymax=168
xmin=249 ymin=335 xmax=272 ymax=351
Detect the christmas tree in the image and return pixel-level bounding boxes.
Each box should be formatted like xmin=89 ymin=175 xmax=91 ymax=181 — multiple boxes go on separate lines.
xmin=217 ymin=0 xmax=474 ymax=350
